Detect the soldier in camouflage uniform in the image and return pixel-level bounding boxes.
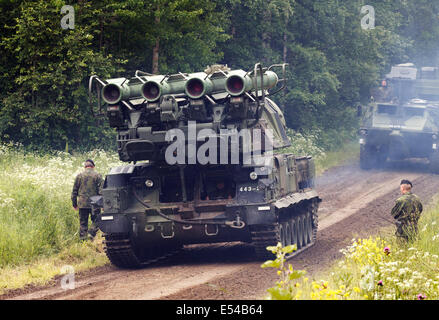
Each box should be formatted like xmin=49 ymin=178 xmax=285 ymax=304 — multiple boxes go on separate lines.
xmin=71 ymin=159 xmax=104 ymax=240
xmin=390 ymin=180 xmax=423 ymax=242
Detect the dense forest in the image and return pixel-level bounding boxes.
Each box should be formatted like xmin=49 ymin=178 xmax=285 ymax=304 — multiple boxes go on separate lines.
xmin=1 ymin=0 xmax=439 ymax=151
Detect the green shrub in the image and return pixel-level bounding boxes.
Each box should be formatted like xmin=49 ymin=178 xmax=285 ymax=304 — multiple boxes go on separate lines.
xmin=0 ymin=143 xmax=122 ymax=267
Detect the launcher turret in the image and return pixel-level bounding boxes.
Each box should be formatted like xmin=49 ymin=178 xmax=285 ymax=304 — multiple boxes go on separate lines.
xmin=89 ymin=63 xmax=289 ymax=163
xmin=90 ymin=63 xmax=321 ymax=269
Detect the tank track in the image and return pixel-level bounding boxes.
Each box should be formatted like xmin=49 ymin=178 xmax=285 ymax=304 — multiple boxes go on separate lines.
xmin=104 ymin=234 xmax=181 ymax=268
xmin=250 ymin=224 xmax=281 ymax=260
xmin=311 ymin=202 xmax=318 ymax=244
xmin=250 ymin=199 xmax=319 ymax=260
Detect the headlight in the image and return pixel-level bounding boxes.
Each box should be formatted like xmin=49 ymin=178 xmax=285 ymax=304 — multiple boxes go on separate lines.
xmin=433 ymin=134 xmax=437 ymax=140
xmin=145 ymin=179 xmax=154 ymax=188
xmin=249 ymin=172 xmax=258 ymax=180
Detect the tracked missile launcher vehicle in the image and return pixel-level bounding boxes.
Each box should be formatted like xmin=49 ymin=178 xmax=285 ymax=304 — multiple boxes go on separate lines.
xmin=359 ymin=64 xmax=439 ymax=172
xmin=89 ymin=63 xmax=321 ymax=268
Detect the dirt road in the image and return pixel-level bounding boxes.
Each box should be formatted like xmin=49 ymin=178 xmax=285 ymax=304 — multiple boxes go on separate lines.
xmin=5 ymin=160 xmax=439 ymax=300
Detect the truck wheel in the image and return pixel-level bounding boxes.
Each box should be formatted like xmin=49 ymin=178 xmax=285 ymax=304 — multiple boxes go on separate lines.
xmin=429 ymin=152 xmax=439 ymax=174
xmin=376 ymin=146 xmax=388 ymax=168
xmin=360 ymin=145 xmax=377 ymax=170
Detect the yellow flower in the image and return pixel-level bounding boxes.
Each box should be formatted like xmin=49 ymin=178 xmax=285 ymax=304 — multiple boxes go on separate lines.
xmin=312 ymin=282 xmax=320 ymax=290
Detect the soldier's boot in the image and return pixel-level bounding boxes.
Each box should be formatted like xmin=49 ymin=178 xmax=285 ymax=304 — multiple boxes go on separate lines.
xmin=80 ymin=230 xmax=88 ymax=241
xmin=88 ymin=227 xmax=97 ymax=239
xmin=88 ymin=209 xmax=100 ymax=239
xmin=79 ymin=209 xmax=91 ymax=241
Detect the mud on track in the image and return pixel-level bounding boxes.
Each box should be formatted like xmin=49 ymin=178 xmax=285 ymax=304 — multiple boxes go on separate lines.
xmin=4 ymin=160 xmax=439 ymax=300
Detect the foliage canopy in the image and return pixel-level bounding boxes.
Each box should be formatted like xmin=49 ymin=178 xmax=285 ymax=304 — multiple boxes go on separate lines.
xmin=0 ymin=0 xmax=437 ymax=150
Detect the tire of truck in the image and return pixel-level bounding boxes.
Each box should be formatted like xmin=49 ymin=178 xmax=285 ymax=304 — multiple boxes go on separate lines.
xmin=360 ymin=145 xmax=377 ymax=170
xmin=429 ymin=152 xmax=439 ymax=174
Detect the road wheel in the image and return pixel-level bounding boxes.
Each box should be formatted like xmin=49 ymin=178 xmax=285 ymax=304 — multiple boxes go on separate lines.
xmin=279 ymin=223 xmax=286 ymax=247
xmin=304 ymin=212 xmax=313 ymax=245
xmin=283 ymin=221 xmax=292 ymax=247
xmin=296 ymin=216 xmax=304 ymax=249
xmin=430 ymin=152 xmax=439 ymax=174
xmin=290 ymin=217 xmax=298 ymax=250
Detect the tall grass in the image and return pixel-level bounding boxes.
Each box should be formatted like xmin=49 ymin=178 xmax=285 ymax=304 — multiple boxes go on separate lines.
xmin=0 ymin=143 xmax=122 ymax=267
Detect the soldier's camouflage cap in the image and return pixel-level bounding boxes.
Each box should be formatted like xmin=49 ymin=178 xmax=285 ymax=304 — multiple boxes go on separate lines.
xmin=85 ymin=159 xmax=95 ymax=167
xmin=400 ymin=179 xmax=412 ymax=187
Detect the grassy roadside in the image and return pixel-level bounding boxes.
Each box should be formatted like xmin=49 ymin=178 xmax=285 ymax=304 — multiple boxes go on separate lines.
xmin=314 ymin=141 xmax=359 ymax=176
xmin=263 ymin=195 xmax=439 ymax=300
xmin=282 ymin=129 xmax=359 ymax=176
xmin=0 ymin=236 xmax=108 ymax=294
xmin=0 ymin=144 xmax=121 ymax=294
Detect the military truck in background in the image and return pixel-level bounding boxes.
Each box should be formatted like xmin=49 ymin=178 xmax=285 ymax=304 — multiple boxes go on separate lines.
xmin=89 ymin=63 xmax=321 ymax=268
xmin=359 ymin=63 xmax=439 ymax=172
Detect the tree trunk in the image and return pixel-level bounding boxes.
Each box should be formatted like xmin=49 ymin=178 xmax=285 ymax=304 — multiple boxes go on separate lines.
xmin=99 ymin=20 xmax=103 ymax=51
xmin=262 ymin=2 xmax=272 ymax=65
xmin=118 ymin=31 xmax=122 ymax=52
xmin=283 ymin=14 xmax=289 ymax=63
xmin=152 ymin=37 xmax=160 ymax=74
xmin=152 ymin=9 xmax=161 ymax=75
xmin=32 ymin=60 xmax=36 ymax=109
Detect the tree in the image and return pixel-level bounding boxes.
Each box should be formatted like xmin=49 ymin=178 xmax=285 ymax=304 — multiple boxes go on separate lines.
xmin=0 ymin=0 xmax=122 ymax=149
xmin=2 ymin=0 xmax=439 ymax=151
xmin=143 ymin=0 xmax=229 ymax=74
